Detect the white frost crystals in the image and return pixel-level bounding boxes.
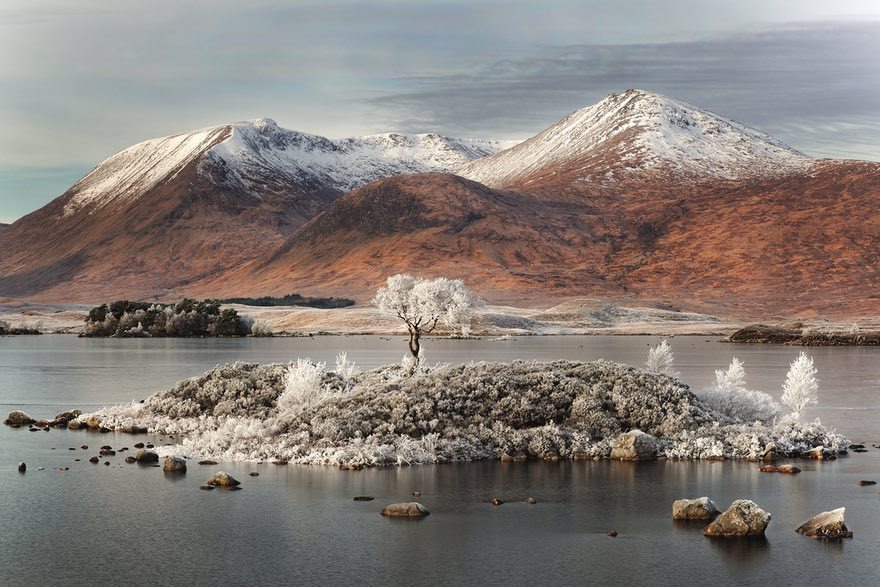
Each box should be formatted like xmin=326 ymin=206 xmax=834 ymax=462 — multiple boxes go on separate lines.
xmin=781 ymin=352 xmax=819 ymax=419
xmin=646 ymin=339 xmax=678 ymax=377
xmin=76 ymin=358 xmax=847 ymax=468
xmin=697 ymin=358 xmax=781 ymax=425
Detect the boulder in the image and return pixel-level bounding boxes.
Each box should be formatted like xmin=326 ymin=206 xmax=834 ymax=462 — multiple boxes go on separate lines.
xmin=18 ymin=462 xmax=26 ymax=473
xmin=135 ymin=449 xmax=159 ymax=464
xmin=777 ymin=464 xmax=801 ymax=474
xmin=672 ymin=497 xmax=721 ymax=520
xmin=803 ymin=446 xmax=836 ymax=460
xmin=52 ymin=410 xmax=81 ymax=426
xmin=163 ymin=456 xmax=187 ymax=473
xmin=610 ymin=430 xmax=659 ymax=461
xmin=759 ymin=465 xmax=778 ymax=473
xmin=207 ymin=471 xmax=241 ymax=487
xmin=704 ymin=500 xmax=771 ymax=537
xmin=88 ymin=456 xmax=99 ymax=463
xmin=99 ymin=448 xmax=116 ymax=456
xmin=134 ymin=443 xmax=145 ymax=449
xmin=67 ymin=420 xmax=85 ymax=430
xmin=121 ymin=425 xmax=148 ymax=434
xmin=795 ymin=507 xmax=853 ymax=539
xmin=858 ymin=480 xmax=877 ymax=486
xmin=124 ymin=456 xmax=137 ymax=463
xmin=380 ymin=502 xmax=430 ymax=517
xmin=198 ymin=460 xmax=218 ymax=465
xmin=5 ymin=411 xmax=35 ymax=426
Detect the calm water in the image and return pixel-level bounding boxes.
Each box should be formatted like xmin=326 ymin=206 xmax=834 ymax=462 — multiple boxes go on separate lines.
xmin=1 ymin=335 xmax=879 ymax=585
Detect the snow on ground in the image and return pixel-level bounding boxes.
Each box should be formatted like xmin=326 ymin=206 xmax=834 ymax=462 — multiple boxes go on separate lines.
xmin=79 ymin=359 xmax=848 ymax=467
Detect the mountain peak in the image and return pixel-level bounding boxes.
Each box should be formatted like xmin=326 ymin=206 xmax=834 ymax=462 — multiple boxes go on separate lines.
xmin=459 ymin=90 xmax=809 ymax=187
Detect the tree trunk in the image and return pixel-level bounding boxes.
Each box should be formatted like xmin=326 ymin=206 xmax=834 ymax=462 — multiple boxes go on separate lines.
xmin=408 ymin=329 xmax=420 ymax=360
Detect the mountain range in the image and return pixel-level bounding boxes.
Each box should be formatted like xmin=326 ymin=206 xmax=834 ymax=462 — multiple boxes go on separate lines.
xmin=1 ymin=89 xmax=877 ymax=317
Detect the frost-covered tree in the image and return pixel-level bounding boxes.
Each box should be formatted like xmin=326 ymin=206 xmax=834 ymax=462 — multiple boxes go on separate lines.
xmin=646 ymin=339 xmax=677 ymax=376
xmin=848 ymin=323 xmax=860 ymax=335
xmin=781 ymin=352 xmax=819 ymax=419
xmin=698 ymin=357 xmax=780 ymax=424
xmin=372 ymin=274 xmax=475 ymax=362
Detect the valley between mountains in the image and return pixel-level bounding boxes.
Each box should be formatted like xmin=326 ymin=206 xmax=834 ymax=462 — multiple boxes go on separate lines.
xmin=1 ymin=89 xmax=878 ymax=319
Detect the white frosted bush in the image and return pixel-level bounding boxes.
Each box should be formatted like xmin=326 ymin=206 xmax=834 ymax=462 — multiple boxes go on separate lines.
xmin=697 ymin=358 xmax=781 ymax=425
xmin=781 ymin=352 xmax=819 ymax=419
xmin=334 ymin=352 xmax=361 ymax=380
xmin=646 ymin=339 xmax=677 ymax=376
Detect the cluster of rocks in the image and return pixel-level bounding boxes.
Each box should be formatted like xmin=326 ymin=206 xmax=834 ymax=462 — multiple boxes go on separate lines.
xmin=672 ymin=497 xmax=854 ymax=540
xmin=5 ymin=410 xmax=81 ymax=430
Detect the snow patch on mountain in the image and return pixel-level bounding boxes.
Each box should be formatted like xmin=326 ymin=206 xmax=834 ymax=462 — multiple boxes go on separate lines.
xmin=62 ymin=118 xmax=515 ymax=215
xmin=459 ymin=89 xmax=811 ymax=187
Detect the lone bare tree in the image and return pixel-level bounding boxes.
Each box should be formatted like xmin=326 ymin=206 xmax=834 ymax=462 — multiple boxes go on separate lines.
xmin=372 ymin=274 xmax=475 ymax=362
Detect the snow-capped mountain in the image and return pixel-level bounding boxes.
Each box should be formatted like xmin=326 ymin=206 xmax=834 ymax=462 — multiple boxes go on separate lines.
xmin=459 ymin=89 xmax=810 ymax=188
xmin=64 ymin=118 xmax=514 ymax=215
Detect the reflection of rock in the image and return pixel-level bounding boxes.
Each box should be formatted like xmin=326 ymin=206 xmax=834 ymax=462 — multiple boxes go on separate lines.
xmin=380 ymin=502 xmax=430 ymax=517
xmin=795 ymin=507 xmax=853 ymax=539
xmin=163 ymin=456 xmax=187 ymax=473
xmin=207 ymin=471 xmax=240 ymax=487
xmin=672 ymin=497 xmax=720 ymax=520
xmin=4 ymin=411 xmax=34 ymax=426
xmin=610 ymin=430 xmax=659 ymax=461
xmin=704 ymin=500 xmax=771 ymax=537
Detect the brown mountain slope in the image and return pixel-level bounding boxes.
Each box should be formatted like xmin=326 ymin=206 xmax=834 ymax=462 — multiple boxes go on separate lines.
xmin=0 ymin=158 xmax=329 ymax=302
xmin=207 ymin=162 xmax=880 ymax=317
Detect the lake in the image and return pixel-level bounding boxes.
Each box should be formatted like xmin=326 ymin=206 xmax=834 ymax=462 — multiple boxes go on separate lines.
xmin=1 ymin=335 xmax=878 ymax=585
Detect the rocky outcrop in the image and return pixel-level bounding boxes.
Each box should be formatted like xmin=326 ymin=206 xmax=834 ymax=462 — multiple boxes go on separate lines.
xmin=610 ymin=430 xmax=659 ymax=461
xmin=703 ymin=500 xmax=771 ymax=537
xmin=163 ymin=456 xmax=187 ymax=473
xmin=795 ymin=507 xmax=853 ymax=539
xmin=135 ymin=449 xmax=159 ymax=463
xmin=206 ymin=471 xmax=240 ymax=487
xmin=672 ymin=497 xmax=720 ymax=520
xmin=380 ymin=502 xmax=430 ymax=517
xmin=4 ymin=411 xmax=35 ymax=427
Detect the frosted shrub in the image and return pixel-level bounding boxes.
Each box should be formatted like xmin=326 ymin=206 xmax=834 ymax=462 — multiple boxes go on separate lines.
xmin=848 ymin=323 xmax=860 ymax=335
xmin=250 ymin=319 xmax=273 ymax=337
xmin=646 ymin=339 xmax=677 ymax=377
xmin=781 ymin=352 xmax=819 ymax=419
xmin=697 ymin=358 xmax=780 ymax=424
xmin=277 ymin=359 xmax=332 ymax=415
xmin=334 ymin=352 xmax=361 ymax=380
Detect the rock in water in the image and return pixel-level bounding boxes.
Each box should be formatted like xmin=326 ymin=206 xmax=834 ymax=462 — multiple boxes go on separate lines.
xmin=52 ymin=410 xmax=82 ymax=427
xmin=18 ymin=462 xmax=26 ymax=473
xmin=380 ymin=502 xmax=430 ymax=517
xmin=703 ymin=500 xmax=771 ymax=537
xmin=135 ymin=449 xmax=159 ymax=464
xmin=610 ymin=430 xmax=659 ymax=461
xmin=207 ymin=471 xmax=240 ymax=487
xmin=163 ymin=456 xmax=187 ymax=473
xmin=795 ymin=507 xmax=853 ymax=539
xmin=5 ymin=411 xmax=35 ymax=427
xmin=672 ymin=497 xmax=720 ymax=520
xmin=776 ymin=464 xmax=801 ymax=474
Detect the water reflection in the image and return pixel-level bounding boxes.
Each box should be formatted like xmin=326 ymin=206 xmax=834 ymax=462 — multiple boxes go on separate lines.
xmin=707 ymin=535 xmax=771 ymax=561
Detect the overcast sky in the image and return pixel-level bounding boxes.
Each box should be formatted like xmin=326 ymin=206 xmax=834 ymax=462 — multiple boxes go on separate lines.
xmin=1 ymin=0 xmax=879 ymax=222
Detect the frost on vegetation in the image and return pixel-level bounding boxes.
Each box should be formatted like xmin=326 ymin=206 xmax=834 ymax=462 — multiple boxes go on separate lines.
xmin=78 ymin=359 xmax=847 ymax=468
xmin=250 ymin=319 xmax=273 ymax=337
xmin=696 ymin=358 xmax=781 ymax=425
xmin=646 ymin=339 xmax=678 ymax=377
xmin=781 ymin=352 xmax=819 ymax=419
xmin=334 ymin=352 xmax=361 ymax=380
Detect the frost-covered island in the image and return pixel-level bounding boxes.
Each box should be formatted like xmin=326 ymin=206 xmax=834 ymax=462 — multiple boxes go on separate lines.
xmin=76 ymin=349 xmax=846 ymax=468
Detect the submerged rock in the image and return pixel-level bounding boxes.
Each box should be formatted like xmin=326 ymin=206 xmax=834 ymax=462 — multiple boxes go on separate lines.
xmin=610 ymin=430 xmax=659 ymax=461
xmin=135 ymin=449 xmax=159 ymax=464
xmin=353 ymin=496 xmax=374 ymax=501
xmin=5 ymin=411 xmax=35 ymax=427
xmin=380 ymin=502 xmax=430 ymax=517
xmin=858 ymin=480 xmax=877 ymax=486
xmin=703 ymin=500 xmax=771 ymax=537
xmin=795 ymin=507 xmax=853 ymax=539
xmin=163 ymin=456 xmax=187 ymax=473
xmin=672 ymin=497 xmax=720 ymax=520
xmin=206 ymin=471 xmax=240 ymax=487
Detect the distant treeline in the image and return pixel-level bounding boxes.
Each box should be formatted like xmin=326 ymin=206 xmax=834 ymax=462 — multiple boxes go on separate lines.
xmin=219 ymin=292 xmax=356 ymax=309
xmin=82 ymin=298 xmax=253 ymax=337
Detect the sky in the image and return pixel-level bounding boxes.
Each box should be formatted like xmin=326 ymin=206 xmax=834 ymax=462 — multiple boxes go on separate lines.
xmin=1 ymin=0 xmax=879 ymax=223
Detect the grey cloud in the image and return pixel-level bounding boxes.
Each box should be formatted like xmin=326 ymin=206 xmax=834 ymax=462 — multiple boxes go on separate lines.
xmin=369 ymin=21 xmax=880 ymax=159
